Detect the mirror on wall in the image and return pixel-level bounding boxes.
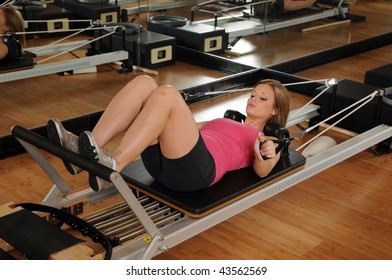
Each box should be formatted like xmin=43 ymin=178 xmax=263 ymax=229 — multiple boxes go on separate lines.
xmin=128 ymin=0 xmax=391 ymax=68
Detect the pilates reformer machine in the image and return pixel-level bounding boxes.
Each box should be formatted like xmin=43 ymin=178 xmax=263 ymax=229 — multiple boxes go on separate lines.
xmin=191 ymin=0 xmax=350 ymax=37
xmin=0 ymin=21 xmax=135 ymax=83
xmin=1 ymin=0 xmax=179 ymax=82
xmin=1 ymin=0 xmax=134 ymax=75
xmin=1 ymin=73 xmax=391 ymax=260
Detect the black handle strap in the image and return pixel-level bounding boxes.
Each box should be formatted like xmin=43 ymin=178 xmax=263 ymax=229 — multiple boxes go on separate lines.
xmin=260 ymin=138 xmax=291 ymax=160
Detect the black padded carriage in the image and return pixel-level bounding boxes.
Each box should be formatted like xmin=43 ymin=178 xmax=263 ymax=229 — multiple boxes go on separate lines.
xmin=121 ymin=150 xmax=305 ymax=218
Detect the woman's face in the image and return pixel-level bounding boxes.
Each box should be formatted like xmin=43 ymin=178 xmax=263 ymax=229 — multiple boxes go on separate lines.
xmin=0 ymin=9 xmax=10 ymax=34
xmin=246 ymin=83 xmax=278 ymax=120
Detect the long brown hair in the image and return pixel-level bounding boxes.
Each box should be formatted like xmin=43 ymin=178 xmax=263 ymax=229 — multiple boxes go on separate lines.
xmin=1 ymin=7 xmax=25 ymax=47
xmin=254 ymin=79 xmax=290 ymax=127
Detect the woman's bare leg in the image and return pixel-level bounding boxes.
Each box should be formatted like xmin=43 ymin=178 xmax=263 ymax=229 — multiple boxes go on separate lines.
xmin=92 ymin=75 xmax=159 ymax=147
xmin=87 ymin=75 xmax=200 ymax=172
xmin=111 ymin=85 xmax=200 ymax=171
xmin=79 ymin=79 xmax=200 ymax=190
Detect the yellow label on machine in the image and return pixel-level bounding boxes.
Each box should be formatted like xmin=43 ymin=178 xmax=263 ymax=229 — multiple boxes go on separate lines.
xmin=143 ymin=236 xmax=152 ymax=243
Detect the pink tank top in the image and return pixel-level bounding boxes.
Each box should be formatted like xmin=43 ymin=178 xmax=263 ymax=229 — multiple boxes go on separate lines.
xmin=200 ymin=118 xmax=259 ymax=185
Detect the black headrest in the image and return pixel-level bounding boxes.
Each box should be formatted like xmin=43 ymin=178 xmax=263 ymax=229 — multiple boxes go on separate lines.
xmin=223 ymin=109 xmax=246 ymax=123
xmin=2 ymin=35 xmax=22 ymax=62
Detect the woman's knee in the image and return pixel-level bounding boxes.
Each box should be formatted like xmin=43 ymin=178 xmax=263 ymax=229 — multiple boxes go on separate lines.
xmin=119 ymin=75 xmax=158 ymax=102
xmin=150 ymin=85 xmax=183 ymax=103
xmin=133 ymin=74 xmax=157 ymax=86
xmin=126 ymin=75 xmax=158 ymax=93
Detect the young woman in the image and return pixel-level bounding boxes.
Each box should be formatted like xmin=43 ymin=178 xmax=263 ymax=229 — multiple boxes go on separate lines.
xmin=0 ymin=6 xmax=25 ymax=61
xmin=47 ymin=75 xmax=290 ymax=192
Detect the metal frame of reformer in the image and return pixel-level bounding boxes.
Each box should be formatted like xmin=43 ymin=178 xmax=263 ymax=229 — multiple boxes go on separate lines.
xmin=10 ymin=99 xmax=392 ymax=259
xmin=0 ymin=40 xmax=132 ymax=83
xmin=115 ymin=125 xmax=392 ymax=260
xmin=188 ymin=0 xmax=348 ymax=40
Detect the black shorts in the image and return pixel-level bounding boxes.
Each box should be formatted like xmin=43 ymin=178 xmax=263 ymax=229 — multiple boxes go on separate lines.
xmin=141 ymin=134 xmax=216 ymax=192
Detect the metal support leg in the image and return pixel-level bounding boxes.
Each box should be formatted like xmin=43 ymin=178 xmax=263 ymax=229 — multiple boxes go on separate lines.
xmin=16 ymin=138 xmax=73 ymax=195
xmin=140 ymin=235 xmax=166 ymax=260
xmin=110 ymin=172 xmax=162 ymax=243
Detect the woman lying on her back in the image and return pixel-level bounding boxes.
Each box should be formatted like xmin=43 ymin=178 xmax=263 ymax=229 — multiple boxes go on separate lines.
xmin=47 ymin=75 xmax=290 ymax=192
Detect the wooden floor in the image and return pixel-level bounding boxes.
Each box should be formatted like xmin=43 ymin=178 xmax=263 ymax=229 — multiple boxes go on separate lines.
xmin=1 ymin=0 xmax=392 ymax=259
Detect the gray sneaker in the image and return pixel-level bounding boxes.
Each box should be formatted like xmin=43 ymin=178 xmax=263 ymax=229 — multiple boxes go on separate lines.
xmin=47 ymin=119 xmax=82 ymax=175
xmin=78 ymin=131 xmax=116 ymax=191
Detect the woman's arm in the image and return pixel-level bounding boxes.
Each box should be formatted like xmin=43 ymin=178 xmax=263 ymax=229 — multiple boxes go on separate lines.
xmin=252 ymin=133 xmax=281 ymax=177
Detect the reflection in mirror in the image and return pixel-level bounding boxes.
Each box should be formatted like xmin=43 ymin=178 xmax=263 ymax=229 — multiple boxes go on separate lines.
xmin=121 ymin=0 xmax=391 ymax=69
